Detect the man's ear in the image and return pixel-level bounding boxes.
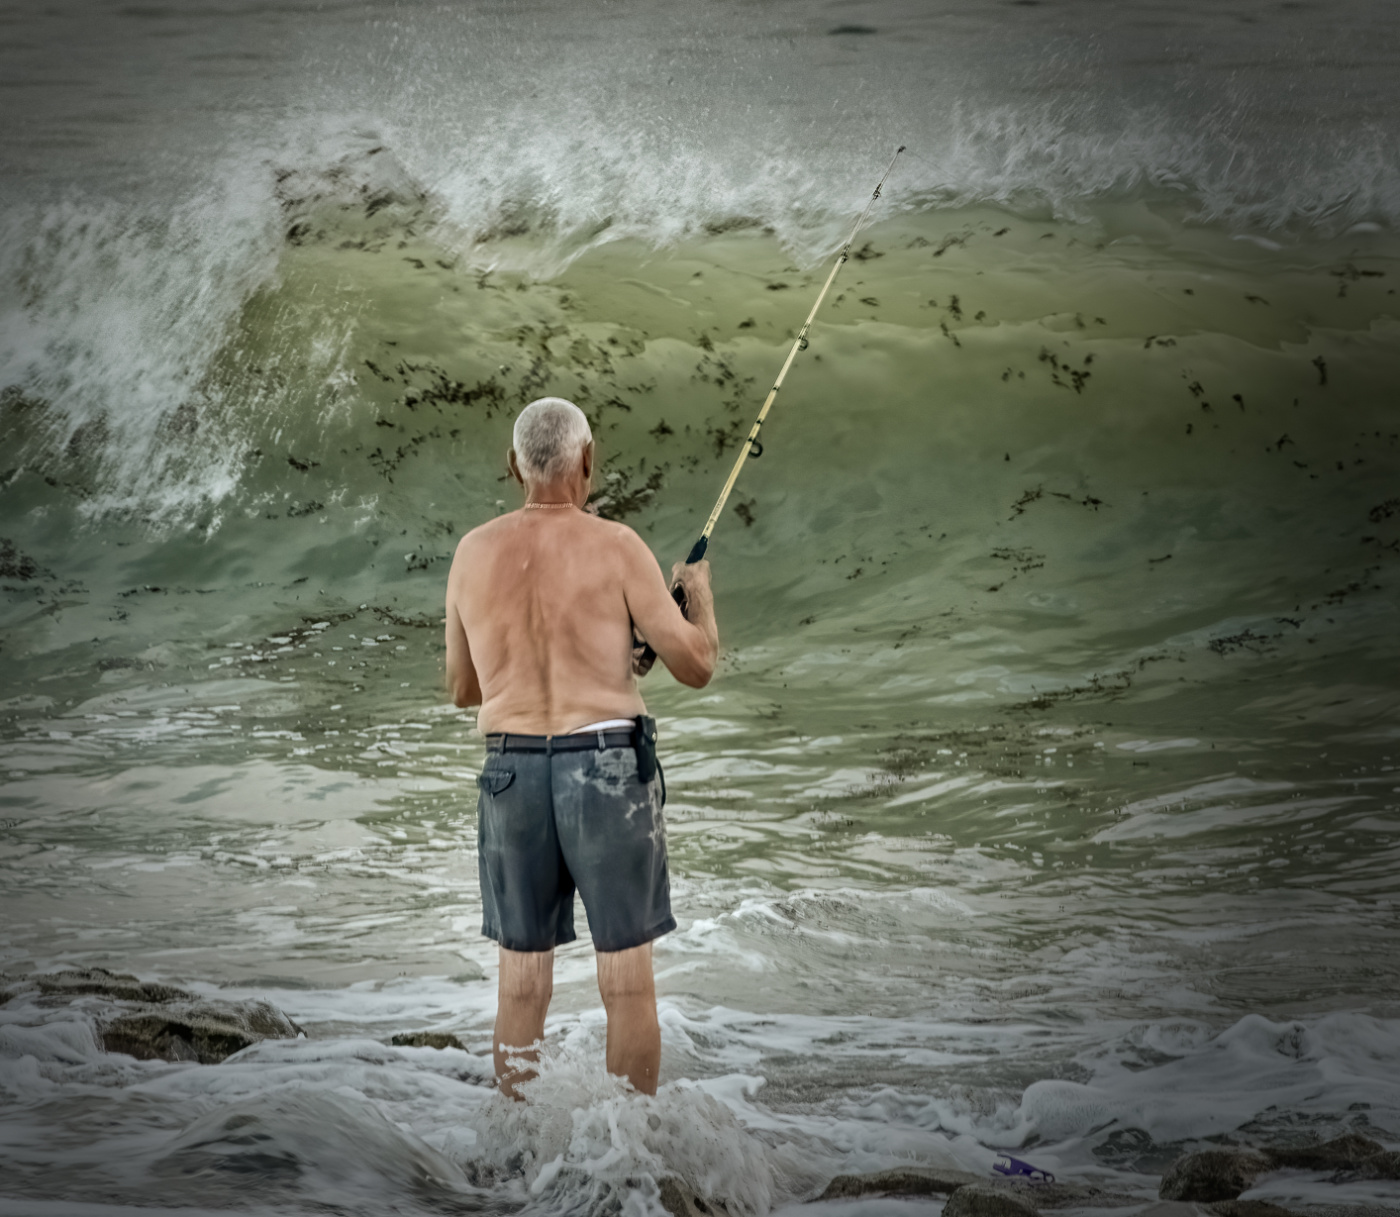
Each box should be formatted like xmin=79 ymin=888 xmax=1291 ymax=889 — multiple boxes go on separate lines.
xmin=582 ymin=441 xmax=594 ymax=481
xmin=507 ymin=448 xmax=524 ymax=485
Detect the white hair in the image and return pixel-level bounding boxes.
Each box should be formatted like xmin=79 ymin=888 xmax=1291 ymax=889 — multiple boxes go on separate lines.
xmin=512 ymin=397 xmax=593 ymax=482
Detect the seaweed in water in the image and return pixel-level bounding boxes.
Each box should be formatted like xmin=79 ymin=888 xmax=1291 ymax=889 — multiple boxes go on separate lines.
xmin=589 ymin=465 xmax=666 ymax=522
xmin=0 ymin=538 xmax=46 ymax=582
xmin=1011 ymin=666 xmax=1141 ymax=712
xmin=402 ymin=372 xmax=507 ymax=416
xmin=1209 ymin=629 xmax=1277 ymax=656
xmin=991 ymin=547 xmax=1045 ymax=573
xmin=1009 ymin=487 xmax=1043 ymax=517
xmin=371 ymin=607 xmax=439 ymax=629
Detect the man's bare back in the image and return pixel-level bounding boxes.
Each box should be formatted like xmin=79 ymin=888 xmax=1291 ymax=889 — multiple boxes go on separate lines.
xmin=444 ymin=434 xmax=717 ymax=735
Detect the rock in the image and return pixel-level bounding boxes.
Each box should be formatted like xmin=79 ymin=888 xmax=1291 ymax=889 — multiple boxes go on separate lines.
xmin=1137 ymin=1203 xmax=1208 ymax=1217
xmin=1264 ymin=1134 xmax=1386 ymax=1173
xmin=944 ymin=1185 xmax=1041 ymax=1217
xmin=819 ymin=1167 xmax=982 ymax=1200
xmin=1161 ymin=1137 xmax=1400 ymax=1206
xmin=819 ymin=1168 xmax=982 ymax=1200
xmin=1207 ymin=1200 xmax=1300 ymax=1217
xmin=1160 ymin=1151 xmax=1271 ymax=1202
xmin=818 ymin=1170 xmax=1135 ymax=1210
xmin=1012 ymin=1182 xmax=1140 ymax=1210
xmin=1352 ymin=1151 xmax=1400 ymax=1181
xmin=390 ymin=1031 xmax=468 ymax=1052
xmin=1 ymin=968 xmax=303 ymax=1066
xmin=30 ymin=967 xmax=195 ymax=1004
xmin=1304 ymin=1207 xmax=1400 ymax=1217
xmin=658 ymin=1176 xmax=731 ymax=1217
xmin=101 ymin=999 xmax=302 ymax=1064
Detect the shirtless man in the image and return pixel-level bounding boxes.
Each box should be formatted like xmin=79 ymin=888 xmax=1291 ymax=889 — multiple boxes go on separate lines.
xmin=444 ymin=396 xmax=718 ymax=1098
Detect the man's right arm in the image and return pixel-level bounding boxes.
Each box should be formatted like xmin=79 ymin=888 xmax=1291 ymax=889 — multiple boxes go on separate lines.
xmin=444 ymin=543 xmax=483 ymax=708
xmin=622 ymin=531 xmax=718 ymax=688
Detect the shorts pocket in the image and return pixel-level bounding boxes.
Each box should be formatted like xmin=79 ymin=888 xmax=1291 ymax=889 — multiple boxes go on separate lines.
xmin=477 ymin=768 xmax=515 ymax=795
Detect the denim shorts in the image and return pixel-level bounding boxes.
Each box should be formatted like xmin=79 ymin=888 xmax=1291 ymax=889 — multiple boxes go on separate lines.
xmin=475 ymin=743 xmax=675 ymax=953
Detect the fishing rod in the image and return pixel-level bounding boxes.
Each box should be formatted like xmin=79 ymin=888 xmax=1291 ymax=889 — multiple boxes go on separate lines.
xmin=636 ymin=144 xmax=905 ymax=674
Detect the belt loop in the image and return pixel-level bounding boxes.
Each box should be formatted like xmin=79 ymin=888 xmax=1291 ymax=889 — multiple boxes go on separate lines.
xmin=545 ymin=735 xmax=553 ymax=758
xmin=596 ymin=728 xmax=606 ymax=751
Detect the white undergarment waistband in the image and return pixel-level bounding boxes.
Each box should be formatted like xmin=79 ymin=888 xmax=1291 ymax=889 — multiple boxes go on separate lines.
xmin=569 ymin=718 xmax=636 ymax=734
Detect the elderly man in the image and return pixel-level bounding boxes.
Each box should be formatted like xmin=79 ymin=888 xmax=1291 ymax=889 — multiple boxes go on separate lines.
xmin=444 ymin=396 xmax=718 ymax=1097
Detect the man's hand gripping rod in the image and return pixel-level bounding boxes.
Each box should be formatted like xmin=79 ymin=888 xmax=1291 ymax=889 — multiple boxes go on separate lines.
xmin=635 ymin=145 xmax=905 ymax=675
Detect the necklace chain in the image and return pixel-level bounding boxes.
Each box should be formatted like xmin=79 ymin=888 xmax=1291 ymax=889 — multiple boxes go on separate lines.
xmin=524 ymin=501 xmax=576 ymax=510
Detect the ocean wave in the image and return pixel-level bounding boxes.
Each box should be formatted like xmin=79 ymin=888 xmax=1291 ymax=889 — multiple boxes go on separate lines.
xmin=2 ymin=96 xmax=1398 ymax=524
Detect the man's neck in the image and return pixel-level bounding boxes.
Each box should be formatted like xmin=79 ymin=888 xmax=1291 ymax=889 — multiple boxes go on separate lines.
xmin=524 ymin=478 xmax=586 ymax=508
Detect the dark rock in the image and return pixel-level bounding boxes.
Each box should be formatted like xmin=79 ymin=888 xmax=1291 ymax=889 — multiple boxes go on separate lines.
xmin=1004 ymin=1181 xmax=1140 ymax=1210
xmin=1352 ymin=1151 xmax=1400 ymax=1181
xmin=1137 ymin=1204 xmax=1207 ymax=1217
xmin=1161 ymin=1151 xmax=1270 ymax=1202
xmin=1301 ymin=1207 xmax=1400 ymax=1217
xmin=390 ymin=1031 xmax=467 ymax=1052
xmin=101 ymin=999 xmax=302 ymax=1064
xmin=1208 ymin=1200 xmax=1301 ymax=1217
xmin=944 ymin=1186 xmax=1041 ymax=1217
xmin=820 ymin=1167 xmax=982 ymax=1200
xmin=659 ymin=1176 xmax=731 ymax=1217
xmin=818 ymin=1170 xmax=1135 ymax=1210
xmin=2 ymin=969 xmax=303 ymax=1065
xmin=32 ymin=967 xmax=194 ymax=1004
xmin=1265 ymin=1134 xmax=1385 ymax=1172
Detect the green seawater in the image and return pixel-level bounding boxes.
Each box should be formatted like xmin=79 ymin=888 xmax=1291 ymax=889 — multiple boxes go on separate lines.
xmin=5 ymin=0 xmax=1400 ymax=1208
xmin=2 ymin=196 xmax=1399 ymax=1200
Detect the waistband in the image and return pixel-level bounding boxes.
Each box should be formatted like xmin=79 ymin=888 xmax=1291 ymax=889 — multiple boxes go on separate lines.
xmin=485 ymin=730 xmax=635 ymax=754
xmin=571 ymin=717 xmax=635 ymax=733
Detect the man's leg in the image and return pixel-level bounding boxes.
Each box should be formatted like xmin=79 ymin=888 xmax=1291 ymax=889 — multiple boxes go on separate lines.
xmin=495 ymin=946 xmax=554 ymax=1099
xmin=596 ymin=941 xmax=660 ymax=1095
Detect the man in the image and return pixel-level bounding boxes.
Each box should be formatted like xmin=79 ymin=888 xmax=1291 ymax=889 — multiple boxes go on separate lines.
xmin=444 ymin=396 xmax=718 ymax=1098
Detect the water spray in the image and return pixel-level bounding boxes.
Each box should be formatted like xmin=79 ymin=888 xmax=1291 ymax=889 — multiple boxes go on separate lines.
xmin=636 ymin=145 xmax=905 ymax=674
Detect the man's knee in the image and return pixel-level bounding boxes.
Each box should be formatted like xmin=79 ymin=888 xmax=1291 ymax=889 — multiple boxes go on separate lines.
xmin=596 ymin=943 xmax=655 ymax=1005
xmin=499 ymin=947 xmax=554 ymax=1005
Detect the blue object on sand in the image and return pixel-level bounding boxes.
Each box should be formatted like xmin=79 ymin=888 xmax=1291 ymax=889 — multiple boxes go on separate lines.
xmin=993 ymin=1154 xmax=1055 ymax=1183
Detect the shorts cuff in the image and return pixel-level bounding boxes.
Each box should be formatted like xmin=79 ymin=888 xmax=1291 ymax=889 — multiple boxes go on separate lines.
xmin=483 ymin=922 xmax=579 ymax=952
xmin=592 ymin=915 xmax=677 ymax=954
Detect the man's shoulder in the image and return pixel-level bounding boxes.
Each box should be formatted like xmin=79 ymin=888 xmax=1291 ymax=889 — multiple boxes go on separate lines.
xmin=451 ymin=510 xmax=646 ymax=557
xmin=458 ymin=511 xmax=517 ymax=542
xmin=450 ymin=515 xmax=509 ymax=566
xmin=581 ymin=512 xmax=652 ymax=558
xmin=582 ymin=510 xmax=641 ymax=538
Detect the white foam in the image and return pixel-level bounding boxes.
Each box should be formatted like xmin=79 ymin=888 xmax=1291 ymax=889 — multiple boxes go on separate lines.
xmin=460 ymin=1039 xmax=794 ymax=1216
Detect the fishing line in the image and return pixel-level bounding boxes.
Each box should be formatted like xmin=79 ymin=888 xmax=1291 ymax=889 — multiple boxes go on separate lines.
xmin=635 ymin=145 xmax=905 ymax=673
